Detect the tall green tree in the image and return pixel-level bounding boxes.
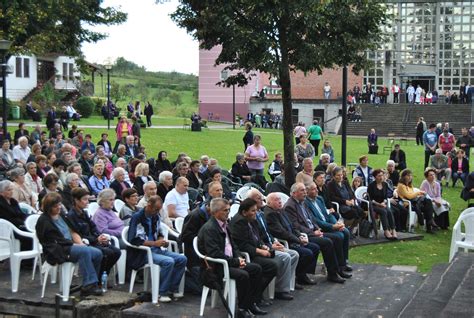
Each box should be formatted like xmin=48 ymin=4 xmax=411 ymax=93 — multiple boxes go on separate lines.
xmin=0 ymin=1 xmax=126 ymax=60
xmin=172 ymin=0 xmax=388 ymax=185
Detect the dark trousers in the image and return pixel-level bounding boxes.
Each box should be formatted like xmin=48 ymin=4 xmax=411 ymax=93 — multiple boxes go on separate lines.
xmin=372 ymin=206 xmax=395 ymax=231
xmin=292 ymin=242 xmax=319 ymax=277
xmin=424 ymin=149 xmax=435 ymax=169
xmin=251 ymin=256 xmax=278 ymax=300
xmin=413 ymin=198 xmax=434 ymax=228
xmin=324 ymin=228 xmax=350 ymax=264
xmin=394 ymin=92 xmax=399 ymax=103
xmin=94 ymin=244 xmax=121 ymax=278
xmin=416 ymin=134 xmax=423 ymax=146
xmin=340 ymin=204 xmax=364 ymax=221
xmin=390 ymin=202 xmax=408 ymax=232
xmin=310 ymin=139 xmax=321 ymax=156
xmin=146 ymin=115 xmax=152 ymax=127
xmin=322 ymin=232 xmax=347 ymax=268
xmin=308 ymin=236 xmax=339 ymax=275
xmin=230 ymin=263 xmax=262 ymax=310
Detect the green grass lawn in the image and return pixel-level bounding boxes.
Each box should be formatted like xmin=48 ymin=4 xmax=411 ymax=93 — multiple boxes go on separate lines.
xmin=76 ymin=126 xmax=467 ymax=272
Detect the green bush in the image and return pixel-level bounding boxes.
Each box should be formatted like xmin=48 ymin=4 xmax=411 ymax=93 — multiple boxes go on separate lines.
xmin=75 ymin=96 xmax=95 ymax=118
xmin=91 ymin=97 xmax=106 ymax=115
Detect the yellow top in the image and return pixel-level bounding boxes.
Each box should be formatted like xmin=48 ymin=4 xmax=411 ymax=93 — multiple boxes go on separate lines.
xmin=396 ymin=184 xmax=419 ymax=200
xmin=121 ymin=123 xmax=128 ymax=137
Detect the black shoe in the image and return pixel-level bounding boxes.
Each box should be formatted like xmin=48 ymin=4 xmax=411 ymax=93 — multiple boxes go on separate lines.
xmin=275 ymin=292 xmax=293 ymax=301
xmin=327 ymin=274 xmax=345 ymax=284
xmin=238 ymin=309 xmax=255 ymax=318
xmin=256 ymin=299 xmax=272 ymax=307
xmin=297 ymin=274 xmax=317 ymax=285
xmin=80 ymin=284 xmax=103 ymax=297
xmin=338 ymin=271 xmax=352 ymax=279
xmin=249 ymin=303 xmax=268 ymax=315
xmin=294 ymin=283 xmax=304 ymax=290
xmin=342 ymin=265 xmax=353 ymax=272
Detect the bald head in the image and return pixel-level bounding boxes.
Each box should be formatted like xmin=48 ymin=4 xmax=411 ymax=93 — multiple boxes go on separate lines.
xmin=266 ymin=193 xmax=282 ymax=210
xmin=247 ymin=189 xmax=264 ymax=209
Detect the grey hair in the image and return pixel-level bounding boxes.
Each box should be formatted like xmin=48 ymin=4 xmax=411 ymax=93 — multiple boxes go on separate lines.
xmin=210 ymin=198 xmax=229 ymax=214
xmin=18 ymin=136 xmax=28 ymax=144
xmin=386 ymin=160 xmax=395 ymax=167
xmin=0 ymin=180 xmax=13 ymax=192
xmin=320 ymin=153 xmax=330 ymax=160
xmin=112 ymin=167 xmax=126 ymax=179
xmin=290 ymin=182 xmax=305 ymax=194
xmin=158 ymin=170 xmax=173 ymax=183
xmin=236 ymin=153 xmax=244 ymax=161
xmin=117 ymin=144 xmax=126 ymax=151
xmin=65 ymin=173 xmax=79 ymax=185
xmin=143 ymin=180 xmax=156 ymax=192
xmin=25 ymin=162 xmax=37 ymax=171
xmin=200 ymin=155 xmax=209 ymax=161
xmin=247 ymin=188 xmax=262 ymax=200
xmin=9 ymin=167 xmax=25 ymax=180
xmin=97 ymin=188 xmax=116 ymax=206
xmin=302 ymin=157 xmax=313 ymax=165
xmin=67 ymin=162 xmax=81 ymax=173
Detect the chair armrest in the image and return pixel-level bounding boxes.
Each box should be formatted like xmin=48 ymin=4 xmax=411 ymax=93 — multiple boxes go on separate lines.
xmin=168 ymin=240 xmax=179 ymax=253
xmin=331 ymin=201 xmax=340 ymax=213
xmin=401 ymin=199 xmax=412 ymax=210
xmin=110 ymin=236 xmax=120 ymax=248
xmin=240 ymin=252 xmax=251 ymax=263
xmin=203 ymin=256 xmax=230 ymax=279
xmin=12 ymin=226 xmax=35 ymax=239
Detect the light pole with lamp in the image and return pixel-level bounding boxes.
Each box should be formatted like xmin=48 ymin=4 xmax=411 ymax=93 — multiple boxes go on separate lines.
xmin=0 ymin=39 xmax=12 ymax=138
xmin=105 ymin=63 xmax=112 ymax=130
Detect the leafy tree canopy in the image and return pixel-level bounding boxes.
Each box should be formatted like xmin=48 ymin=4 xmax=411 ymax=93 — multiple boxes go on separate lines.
xmin=0 ymin=0 xmax=127 ymax=58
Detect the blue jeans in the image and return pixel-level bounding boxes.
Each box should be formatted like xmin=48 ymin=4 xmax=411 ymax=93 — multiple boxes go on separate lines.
xmin=150 ymin=247 xmax=187 ymax=294
xmin=69 ymin=245 xmax=102 ymax=286
xmin=452 ymin=172 xmax=467 ymax=186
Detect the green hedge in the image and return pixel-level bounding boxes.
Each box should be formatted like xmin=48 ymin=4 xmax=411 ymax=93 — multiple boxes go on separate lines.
xmin=75 ymin=96 xmax=95 ymax=118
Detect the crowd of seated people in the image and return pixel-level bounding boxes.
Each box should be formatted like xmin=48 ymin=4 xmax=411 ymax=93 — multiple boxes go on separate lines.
xmin=0 ymin=116 xmax=469 ymax=316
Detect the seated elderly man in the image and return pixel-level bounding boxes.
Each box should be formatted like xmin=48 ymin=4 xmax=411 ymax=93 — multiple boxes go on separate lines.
xmin=295 ymin=158 xmax=314 ymax=187
xmin=128 ymin=195 xmax=187 ymax=303
xmin=137 ymin=181 xmax=157 ymax=208
xmin=202 ymin=158 xmax=219 ymax=180
xmin=314 ymin=153 xmax=330 ymax=172
xmin=163 ymin=177 xmax=190 ymax=226
xmin=430 ymin=148 xmax=452 ymax=187
xmin=247 ymin=189 xmax=299 ymax=300
xmin=198 ymin=198 xmax=263 ymax=318
xmin=264 ymin=193 xmax=319 ymax=286
xmin=284 ymin=182 xmax=351 ymax=284
xmin=12 ymin=136 xmax=31 ymax=166
xmin=305 ymin=182 xmax=350 ymax=269
xmin=231 ymin=153 xmax=252 ymax=183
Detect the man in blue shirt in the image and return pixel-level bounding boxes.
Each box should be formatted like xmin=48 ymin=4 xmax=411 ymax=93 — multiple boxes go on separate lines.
xmin=128 ymin=195 xmax=187 ymax=303
xmin=423 ymin=123 xmax=438 ymax=169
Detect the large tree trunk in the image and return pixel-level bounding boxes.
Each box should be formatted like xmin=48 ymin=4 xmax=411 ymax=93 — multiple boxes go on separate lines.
xmin=278 ymin=26 xmax=295 ymax=187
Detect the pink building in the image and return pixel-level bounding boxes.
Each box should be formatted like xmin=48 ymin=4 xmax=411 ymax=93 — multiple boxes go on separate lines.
xmin=199 ymin=47 xmax=265 ymax=122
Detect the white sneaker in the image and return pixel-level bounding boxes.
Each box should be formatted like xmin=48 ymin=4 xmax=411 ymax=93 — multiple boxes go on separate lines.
xmin=173 ymin=292 xmax=184 ymax=299
xmin=159 ymin=295 xmax=172 ymax=303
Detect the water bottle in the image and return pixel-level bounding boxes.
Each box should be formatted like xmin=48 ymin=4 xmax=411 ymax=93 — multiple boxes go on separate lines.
xmin=101 ymin=271 xmax=108 ymax=292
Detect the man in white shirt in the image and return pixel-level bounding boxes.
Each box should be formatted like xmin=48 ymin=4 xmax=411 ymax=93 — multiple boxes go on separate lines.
xmin=323 ymin=82 xmax=331 ymax=99
xmin=163 ymin=177 xmax=190 ymax=219
xmin=12 ymin=136 xmax=31 ymax=166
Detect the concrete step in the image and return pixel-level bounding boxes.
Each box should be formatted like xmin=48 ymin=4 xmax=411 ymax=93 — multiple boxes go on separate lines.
xmin=399 ymin=253 xmax=474 ymax=318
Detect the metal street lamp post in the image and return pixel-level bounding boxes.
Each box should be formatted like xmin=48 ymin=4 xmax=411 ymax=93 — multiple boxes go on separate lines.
xmin=341 ymin=66 xmax=348 ymax=166
xmin=105 ymin=63 xmax=112 ymax=130
xmin=0 ymin=39 xmax=12 ymax=138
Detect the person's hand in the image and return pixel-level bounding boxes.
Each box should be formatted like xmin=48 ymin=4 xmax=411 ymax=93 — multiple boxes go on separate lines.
xmin=98 ymin=234 xmax=109 ymax=244
xmin=272 ymin=242 xmax=284 ymax=251
xmin=239 ymin=257 xmax=246 ymax=268
xmin=380 ymin=202 xmax=387 ymax=208
xmin=345 ymin=200 xmax=352 ymax=206
xmin=155 ymin=239 xmax=168 ymax=247
xmin=418 ymin=190 xmax=426 ymax=195
xmin=300 ymin=236 xmax=308 ymax=245
xmin=257 ymin=248 xmax=271 ymax=257
xmin=314 ymin=229 xmax=323 ymax=237
xmin=328 ymin=208 xmax=335 ymax=214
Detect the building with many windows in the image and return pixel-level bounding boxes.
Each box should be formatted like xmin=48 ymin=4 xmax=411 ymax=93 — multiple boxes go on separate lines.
xmin=366 ymin=0 xmax=474 ymax=99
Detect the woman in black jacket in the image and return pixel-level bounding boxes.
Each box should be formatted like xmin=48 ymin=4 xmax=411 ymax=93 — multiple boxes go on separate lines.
xmin=451 ymin=149 xmax=470 ymax=187
xmin=152 ymin=151 xmax=172 ymax=179
xmin=36 ymin=192 xmax=104 ymax=297
xmin=242 ymin=122 xmax=254 ymax=152
xmin=186 ymin=160 xmax=205 ymax=189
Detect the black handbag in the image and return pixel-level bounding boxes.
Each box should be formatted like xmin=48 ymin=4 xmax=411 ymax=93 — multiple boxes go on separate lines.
xmin=358 ymin=219 xmax=373 ymax=238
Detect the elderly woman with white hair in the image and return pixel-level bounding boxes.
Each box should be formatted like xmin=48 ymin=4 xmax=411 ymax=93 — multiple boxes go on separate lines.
xmin=157 ymin=170 xmax=174 ymax=202
xmin=133 ymin=162 xmax=154 ymax=196
xmin=24 ymin=161 xmax=43 ymax=196
xmin=61 ymin=172 xmax=81 ymax=211
xmin=88 ymin=162 xmax=109 ymax=196
xmin=92 ymin=189 xmax=124 ymax=241
xmin=386 ymin=159 xmax=400 ymax=187
xmin=10 ymin=167 xmax=37 ymax=208
xmin=110 ymin=167 xmax=131 ymax=200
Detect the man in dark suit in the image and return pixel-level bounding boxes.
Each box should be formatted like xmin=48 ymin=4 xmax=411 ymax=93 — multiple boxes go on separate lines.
xmin=13 ymin=123 xmax=29 ymax=146
xmin=97 ymin=133 xmax=113 ymax=158
xmin=46 ymin=106 xmax=57 ymax=130
xmin=284 ymin=182 xmax=351 ymax=283
xmin=198 ymin=198 xmax=263 ymax=318
xmin=125 ymin=135 xmax=139 ymax=158
xmin=230 ymin=198 xmax=278 ymax=311
xmin=389 ymin=144 xmax=407 ymax=171
xmin=264 ymin=193 xmax=319 ymax=286
xmin=305 ymin=182 xmax=350 ymax=270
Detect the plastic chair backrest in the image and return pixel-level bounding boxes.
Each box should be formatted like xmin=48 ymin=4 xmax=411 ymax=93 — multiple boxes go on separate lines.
xmin=276 ymin=192 xmax=289 ymax=205
xmin=187 ymin=188 xmax=201 ymax=202
xmin=236 ymin=186 xmax=253 ymax=201
xmin=354 ymin=186 xmax=368 ymax=201
xmin=0 ymin=220 xmax=14 ymax=258
xmin=87 ymin=202 xmax=99 ymax=218
xmin=229 ymin=204 xmax=240 ymax=219
xmin=460 ymin=210 xmax=474 ymax=243
xmin=175 ymin=217 xmax=185 ymax=233
xmin=19 ymin=202 xmax=36 ymax=215
xmin=114 ymin=199 xmax=125 ymax=213
xmin=25 ymin=214 xmax=40 ymax=233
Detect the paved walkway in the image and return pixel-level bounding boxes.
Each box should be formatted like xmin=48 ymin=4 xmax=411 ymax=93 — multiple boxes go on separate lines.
xmin=6 ymin=122 xmax=232 ymax=130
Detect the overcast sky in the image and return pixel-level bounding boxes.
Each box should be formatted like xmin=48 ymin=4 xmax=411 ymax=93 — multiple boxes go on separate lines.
xmin=81 ymin=0 xmax=198 ymax=75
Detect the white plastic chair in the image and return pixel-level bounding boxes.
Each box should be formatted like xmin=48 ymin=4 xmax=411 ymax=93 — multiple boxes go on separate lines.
xmin=236 ymin=185 xmax=256 ymax=202
xmin=110 ymin=236 xmax=127 ymax=285
xmin=114 ymin=199 xmax=125 ymax=213
xmin=229 ymin=203 xmax=240 ymax=220
xmin=449 ymin=208 xmax=474 ymax=262
xmin=122 ymin=226 xmax=160 ymax=304
xmin=41 ymin=261 xmax=76 ymax=301
xmin=159 ymin=223 xmax=185 ymax=294
xmin=174 ymin=217 xmax=185 ymax=234
xmin=87 ymin=202 xmax=99 ymax=218
xmin=0 ymin=219 xmax=40 ymax=293
xmin=193 ymin=237 xmax=236 ymax=318
xmin=24 ymin=214 xmax=43 ymax=281
xmin=19 ymin=202 xmax=36 ymax=215
xmin=400 ymin=198 xmax=418 ymax=233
